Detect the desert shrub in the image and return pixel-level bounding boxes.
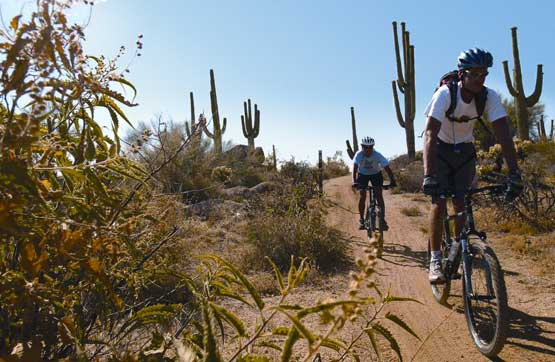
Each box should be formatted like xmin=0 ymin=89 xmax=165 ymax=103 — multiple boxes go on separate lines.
xmin=393 ymin=159 xmax=424 ymax=193
xmin=477 ymin=140 xmax=555 ymax=233
xmin=0 ymin=2 xmax=195 ymax=359
xmin=245 ymin=184 xmax=349 ymax=273
xmin=322 ymin=151 xmax=350 ymax=180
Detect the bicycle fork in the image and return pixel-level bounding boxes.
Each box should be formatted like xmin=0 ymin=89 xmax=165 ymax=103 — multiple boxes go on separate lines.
xmin=461 ymin=238 xmax=496 ymax=301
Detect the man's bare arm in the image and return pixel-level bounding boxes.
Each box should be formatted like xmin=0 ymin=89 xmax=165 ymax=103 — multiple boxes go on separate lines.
xmin=423 ymin=117 xmax=442 ymax=176
xmin=491 ymin=117 xmax=519 ymax=173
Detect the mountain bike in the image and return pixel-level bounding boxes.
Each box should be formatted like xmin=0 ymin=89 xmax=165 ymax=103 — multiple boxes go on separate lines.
xmin=428 ymin=183 xmax=509 ymax=357
xmin=356 ymin=182 xmax=391 ymax=258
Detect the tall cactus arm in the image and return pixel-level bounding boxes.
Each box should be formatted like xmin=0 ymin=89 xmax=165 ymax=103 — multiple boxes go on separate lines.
xmin=346 ymin=140 xmax=355 ymax=159
xmin=350 ymin=107 xmax=358 ymax=151
xmin=241 ymin=115 xmax=248 ymax=137
xmin=190 ymin=91 xmax=195 ymax=127
xmin=253 ymin=106 xmax=260 ymax=137
xmin=392 ymin=21 xmax=406 ymax=90
xmin=502 ymin=60 xmax=518 ymax=97
xmin=203 ymin=121 xmax=215 ymax=138
xmin=346 ymin=106 xmax=359 ymax=159
xmin=510 ymin=27 xmax=523 ymax=76
xmin=409 ymin=45 xmax=416 ymax=122
xmin=392 ymin=81 xmax=405 ymax=128
xmin=221 ymin=117 xmax=227 ymax=134
xmin=525 ymin=64 xmax=544 ymax=107
xmin=185 ymin=122 xmax=191 ymax=138
xmin=550 ymin=119 xmax=554 ymax=140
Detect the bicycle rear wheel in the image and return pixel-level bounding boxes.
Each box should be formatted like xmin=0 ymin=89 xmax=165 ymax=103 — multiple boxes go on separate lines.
xmin=430 ymin=237 xmax=451 ymax=304
xmin=462 ymin=239 xmax=508 ymax=357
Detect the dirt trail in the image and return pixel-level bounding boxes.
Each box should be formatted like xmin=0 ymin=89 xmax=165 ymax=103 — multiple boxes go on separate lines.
xmin=323 ymin=175 xmax=555 ymax=362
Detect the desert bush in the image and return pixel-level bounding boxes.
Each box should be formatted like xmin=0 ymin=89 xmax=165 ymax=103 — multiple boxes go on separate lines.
xmin=477 ymin=140 xmax=555 ymax=233
xmin=322 ymin=151 xmax=350 ymax=180
xmin=0 ymin=1 xmax=196 ymax=359
xmin=245 ymin=183 xmax=350 ymax=273
xmin=393 ymin=159 xmax=424 ymax=193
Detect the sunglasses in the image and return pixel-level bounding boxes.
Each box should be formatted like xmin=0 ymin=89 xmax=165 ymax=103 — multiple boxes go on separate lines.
xmin=465 ymin=70 xmax=489 ymax=79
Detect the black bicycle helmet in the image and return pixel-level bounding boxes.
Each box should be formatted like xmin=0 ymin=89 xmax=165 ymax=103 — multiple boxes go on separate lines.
xmin=457 ymin=48 xmax=493 ymax=70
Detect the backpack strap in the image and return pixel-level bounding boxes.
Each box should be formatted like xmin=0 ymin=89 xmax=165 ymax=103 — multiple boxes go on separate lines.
xmin=445 ymin=81 xmax=458 ymax=122
xmin=445 ymin=83 xmax=493 ymax=135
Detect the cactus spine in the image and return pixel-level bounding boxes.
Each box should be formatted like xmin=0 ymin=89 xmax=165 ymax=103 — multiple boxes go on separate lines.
xmin=391 ymin=21 xmax=416 ymax=160
xmin=241 ymin=99 xmax=260 ymax=151
xmin=346 ymin=106 xmax=359 ymax=160
xmin=502 ymin=27 xmax=543 ymax=141
xmin=203 ymin=69 xmax=227 ymax=153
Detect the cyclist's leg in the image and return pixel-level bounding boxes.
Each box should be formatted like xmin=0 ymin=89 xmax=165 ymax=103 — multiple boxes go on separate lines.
xmin=370 ymin=172 xmax=386 ymax=228
xmin=429 ymin=198 xmax=447 ymax=252
xmin=356 ymin=174 xmax=371 ymax=223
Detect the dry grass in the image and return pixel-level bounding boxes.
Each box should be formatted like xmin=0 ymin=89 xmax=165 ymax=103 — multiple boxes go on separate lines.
xmin=496 ymin=232 xmax=555 ymax=275
xmin=401 ymin=206 xmax=422 ymax=217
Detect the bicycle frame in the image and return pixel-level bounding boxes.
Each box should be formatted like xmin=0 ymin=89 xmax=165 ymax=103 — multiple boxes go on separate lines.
xmin=441 ymin=185 xmax=502 ymax=298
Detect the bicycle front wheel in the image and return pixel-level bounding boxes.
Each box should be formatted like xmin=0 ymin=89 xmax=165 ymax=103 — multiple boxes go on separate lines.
xmin=462 ymin=239 xmax=508 ymax=357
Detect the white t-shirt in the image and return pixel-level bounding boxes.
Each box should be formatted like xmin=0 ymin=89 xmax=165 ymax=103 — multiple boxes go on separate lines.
xmin=354 ymin=150 xmax=389 ymax=175
xmin=424 ymin=83 xmax=507 ymax=144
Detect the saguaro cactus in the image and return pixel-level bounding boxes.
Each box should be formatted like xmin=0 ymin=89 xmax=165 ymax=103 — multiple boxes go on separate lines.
xmin=550 ymin=119 xmax=554 ymax=141
xmin=502 ymin=27 xmax=543 ymax=141
xmin=241 ymin=98 xmax=260 ymax=151
xmin=391 ymin=21 xmax=416 ymax=160
xmin=203 ymin=69 xmax=227 ymax=153
xmin=346 ymin=106 xmax=359 ymax=159
xmin=272 ymin=144 xmax=277 ymax=170
xmin=537 ymin=115 xmax=547 ymax=140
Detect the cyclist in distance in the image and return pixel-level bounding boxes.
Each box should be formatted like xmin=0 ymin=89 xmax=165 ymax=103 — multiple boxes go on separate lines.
xmin=422 ymin=48 xmax=523 ymax=283
xmin=352 ymin=137 xmax=397 ymax=230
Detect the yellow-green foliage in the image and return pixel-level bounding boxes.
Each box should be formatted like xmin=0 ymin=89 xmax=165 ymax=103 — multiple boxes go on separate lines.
xmin=0 ymin=1 xmax=185 ymax=359
xmin=477 ymin=139 xmax=555 ymax=233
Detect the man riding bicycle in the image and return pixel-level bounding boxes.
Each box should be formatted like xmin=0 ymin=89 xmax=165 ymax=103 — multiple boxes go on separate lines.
xmin=422 ymin=48 xmax=523 ymax=283
xmin=352 ymin=137 xmax=397 ymax=230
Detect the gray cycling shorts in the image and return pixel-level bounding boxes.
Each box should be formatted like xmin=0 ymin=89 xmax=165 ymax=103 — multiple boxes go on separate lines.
xmin=436 ymin=140 xmax=476 ymax=198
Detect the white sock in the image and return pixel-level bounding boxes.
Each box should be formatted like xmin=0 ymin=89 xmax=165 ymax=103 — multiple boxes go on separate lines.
xmin=430 ymin=251 xmax=442 ymax=262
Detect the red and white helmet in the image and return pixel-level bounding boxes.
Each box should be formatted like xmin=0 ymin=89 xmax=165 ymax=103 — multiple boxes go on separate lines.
xmin=361 ymin=137 xmax=375 ymax=147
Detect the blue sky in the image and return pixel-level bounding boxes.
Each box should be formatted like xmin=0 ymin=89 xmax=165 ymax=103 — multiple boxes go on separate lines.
xmin=2 ymin=0 xmax=554 ymax=164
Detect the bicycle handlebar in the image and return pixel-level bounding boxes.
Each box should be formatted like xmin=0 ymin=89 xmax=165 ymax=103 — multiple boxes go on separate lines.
xmin=353 ymin=182 xmax=393 ymax=191
xmin=436 ymin=183 xmax=506 ymax=199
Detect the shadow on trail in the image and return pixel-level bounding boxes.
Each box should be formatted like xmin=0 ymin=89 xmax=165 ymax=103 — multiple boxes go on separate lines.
xmin=378 ymin=242 xmax=428 ymax=269
xmin=435 ymin=295 xmax=555 ymax=359
xmin=505 ymin=306 xmax=555 ymax=357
